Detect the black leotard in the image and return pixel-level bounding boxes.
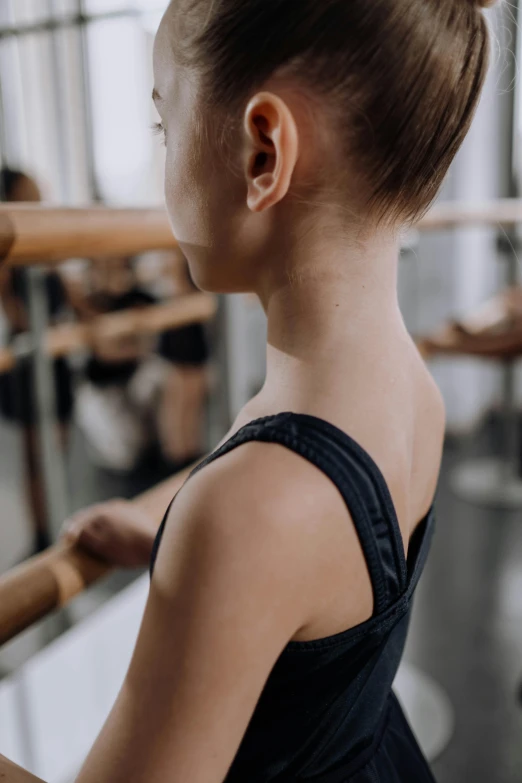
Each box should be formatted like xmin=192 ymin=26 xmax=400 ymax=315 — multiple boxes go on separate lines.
xmin=150 ymin=411 xmax=437 ymax=782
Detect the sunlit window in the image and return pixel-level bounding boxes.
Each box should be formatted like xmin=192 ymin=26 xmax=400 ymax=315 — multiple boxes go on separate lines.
xmin=0 ymin=0 xmax=167 ymax=205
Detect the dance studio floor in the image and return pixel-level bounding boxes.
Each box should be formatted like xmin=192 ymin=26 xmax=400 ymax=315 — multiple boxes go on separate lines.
xmin=408 ymin=426 xmax=522 ymax=783
xmin=1 ymin=415 xmax=522 ymax=782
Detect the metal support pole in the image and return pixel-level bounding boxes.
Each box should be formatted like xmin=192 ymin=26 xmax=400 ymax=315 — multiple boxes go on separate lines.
xmin=77 ymin=0 xmax=102 ymax=201
xmin=502 ymin=357 xmax=519 ymax=480
xmin=47 ymin=0 xmax=71 ymax=202
xmin=25 ymin=268 xmax=69 ymax=538
xmin=0 ymin=51 xmax=6 ymax=167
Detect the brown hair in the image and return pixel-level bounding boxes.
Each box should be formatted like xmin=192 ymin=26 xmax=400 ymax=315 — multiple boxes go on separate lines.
xmin=173 ymin=0 xmax=496 ymax=225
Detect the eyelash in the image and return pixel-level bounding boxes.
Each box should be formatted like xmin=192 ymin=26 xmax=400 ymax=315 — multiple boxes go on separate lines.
xmin=151 ymin=121 xmax=166 ymax=146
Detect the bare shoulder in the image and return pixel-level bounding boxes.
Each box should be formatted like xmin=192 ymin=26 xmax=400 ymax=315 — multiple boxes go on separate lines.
xmin=154 ymin=437 xmax=336 ymax=602
xmin=152 ymin=437 xmax=360 ymax=635
xmin=165 ymin=437 xmax=337 ymax=537
xmin=165 ymin=436 xmax=339 ymax=538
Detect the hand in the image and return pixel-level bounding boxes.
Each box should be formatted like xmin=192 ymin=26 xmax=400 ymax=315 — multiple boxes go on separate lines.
xmin=60 ymin=499 xmax=158 ymax=569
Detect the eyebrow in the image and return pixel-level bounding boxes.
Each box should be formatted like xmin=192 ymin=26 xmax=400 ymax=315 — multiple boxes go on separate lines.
xmin=152 ymin=88 xmax=162 ymax=103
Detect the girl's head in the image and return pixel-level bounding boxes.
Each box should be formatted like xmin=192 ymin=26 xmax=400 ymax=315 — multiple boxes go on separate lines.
xmin=153 ymin=0 xmax=496 ymax=293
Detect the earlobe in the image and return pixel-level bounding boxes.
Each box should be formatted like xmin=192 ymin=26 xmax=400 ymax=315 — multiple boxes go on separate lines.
xmin=247 ymin=173 xmax=277 ymax=213
xmin=244 ymin=92 xmax=299 ymax=213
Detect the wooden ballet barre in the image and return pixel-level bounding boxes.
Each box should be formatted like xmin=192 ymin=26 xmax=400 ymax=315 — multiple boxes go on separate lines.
xmin=417 ymin=324 xmax=522 ymax=360
xmin=0 ymin=293 xmax=217 ymax=374
xmin=0 ymin=754 xmax=45 ymax=783
xmin=418 ymin=199 xmax=522 ymax=230
xmin=2 ymin=201 xmax=522 ymax=267
xmin=0 ymin=205 xmax=177 ymax=266
xmin=0 ymin=460 xmax=198 ymax=648
xmin=416 ymin=286 xmax=522 ymax=360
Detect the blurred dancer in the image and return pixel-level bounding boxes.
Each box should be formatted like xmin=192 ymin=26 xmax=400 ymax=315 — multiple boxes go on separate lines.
xmin=154 ymin=249 xmax=210 ymax=470
xmin=72 ymin=251 xmax=209 ymax=472
xmin=72 ymin=255 xmax=159 ymax=472
xmin=0 ymin=168 xmax=73 ymax=552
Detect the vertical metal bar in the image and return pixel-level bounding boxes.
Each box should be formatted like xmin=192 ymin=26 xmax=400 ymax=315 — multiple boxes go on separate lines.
xmin=25 ymin=267 xmax=69 ymax=535
xmin=13 ymin=1 xmax=70 ymax=542
xmin=77 ymin=0 xmax=101 ymax=200
xmin=501 ymin=0 xmax=521 ymax=478
xmin=502 ymin=359 xmax=519 ymax=481
xmin=46 ymin=0 xmax=70 ymax=202
xmin=506 ymin=0 xmax=520 ymax=200
xmin=0 ymin=48 xmax=6 ymax=167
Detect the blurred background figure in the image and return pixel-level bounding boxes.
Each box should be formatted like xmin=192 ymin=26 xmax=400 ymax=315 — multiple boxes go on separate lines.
xmin=0 ymin=168 xmax=74 ymax=553
xmin=71 ymin=254 xmax=161 ymax=473
xmin=153 ymin=249 xmax=210 ymax=469
xmin=71 ymin=249 xmax=210 ymax=474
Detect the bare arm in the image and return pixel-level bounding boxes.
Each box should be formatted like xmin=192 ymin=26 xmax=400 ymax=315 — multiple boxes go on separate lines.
xmin=60 ymin=275 xmax=100 ymax=320
xmin=72 ymin=444 xmax=317 ymax=783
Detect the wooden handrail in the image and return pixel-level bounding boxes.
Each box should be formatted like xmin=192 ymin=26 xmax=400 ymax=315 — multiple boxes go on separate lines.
xmin=417 ymin=286 xmax=522 ymax=360
xmin=0 ymin=755 xmax=45 ymax=783
xmin=417 ymin=323 xmax=522 ymax=360
xmin=0 ymin=293 xmax=217 ymax=374
xmin=0 ymin=205 xmax=176 ymax=266
xmin=418 ymin=199 xmax=522 ymax=230
xmin=1 ymin=201 xmax=522 ymax=267
xmin=0 ymin=461 xmax=197 ymax=647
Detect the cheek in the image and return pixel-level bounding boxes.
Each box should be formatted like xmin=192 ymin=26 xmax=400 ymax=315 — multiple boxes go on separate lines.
xmin=164 ymin=135 xmax=217 ymax=240
xmin=162 ymin=127 xmax=249 ymax=292
xmin=163 ymin=140 xmax=217 ymax=289
xmin=164 ymin=131 xmax=216 ymax=241
xmin=164 ymin=142 xmax=199 ymax=239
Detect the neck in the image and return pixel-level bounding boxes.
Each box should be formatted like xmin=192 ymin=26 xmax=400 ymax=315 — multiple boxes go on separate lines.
xmin=254 ymin=227 xmax=404 ymax=409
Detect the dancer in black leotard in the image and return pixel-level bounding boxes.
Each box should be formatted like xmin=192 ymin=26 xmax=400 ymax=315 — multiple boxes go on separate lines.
xmin=71 ymin=253 xmax=209 ymax=472
xmin=62 ymin=1 xmax=495 ymax=780
xmin=0 ymin=168 xmax=73 ymax=553
xmin=148 ymin=412 xmax=436 ymax=782
xmin=154 ymin=250 xmax=210 ymax=469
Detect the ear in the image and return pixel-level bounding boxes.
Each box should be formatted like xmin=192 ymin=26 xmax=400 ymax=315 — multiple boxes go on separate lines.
xmin=243 ymin=92 xmax=299 ymax=213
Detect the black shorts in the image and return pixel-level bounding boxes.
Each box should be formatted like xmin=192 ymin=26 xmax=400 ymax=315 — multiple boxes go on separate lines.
xmin=157 ymin=323 xmax=210 ymax=367
xmin=84 ymin=356 xmax=140 ymax=388
xmin=0 ymin=355 xmax=74 ymax=426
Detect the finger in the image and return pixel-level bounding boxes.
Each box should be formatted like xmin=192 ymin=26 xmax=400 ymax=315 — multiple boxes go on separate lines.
xmin=60 ymin=517 xmax=83 ymax=541
xmin=75 ymin=525 xmax=116 ymax=563
xmin=61 ymin=525 xmax=80 ymax=544
xmin=88 ymin=516 xmax=111 ymax=538
xmin=60 ymin=504 xmax=105 ymax=539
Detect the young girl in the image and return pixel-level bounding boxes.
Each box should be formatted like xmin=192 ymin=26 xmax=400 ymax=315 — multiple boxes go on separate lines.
xmin=62 ymin=1 xmax=495 ymax=780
